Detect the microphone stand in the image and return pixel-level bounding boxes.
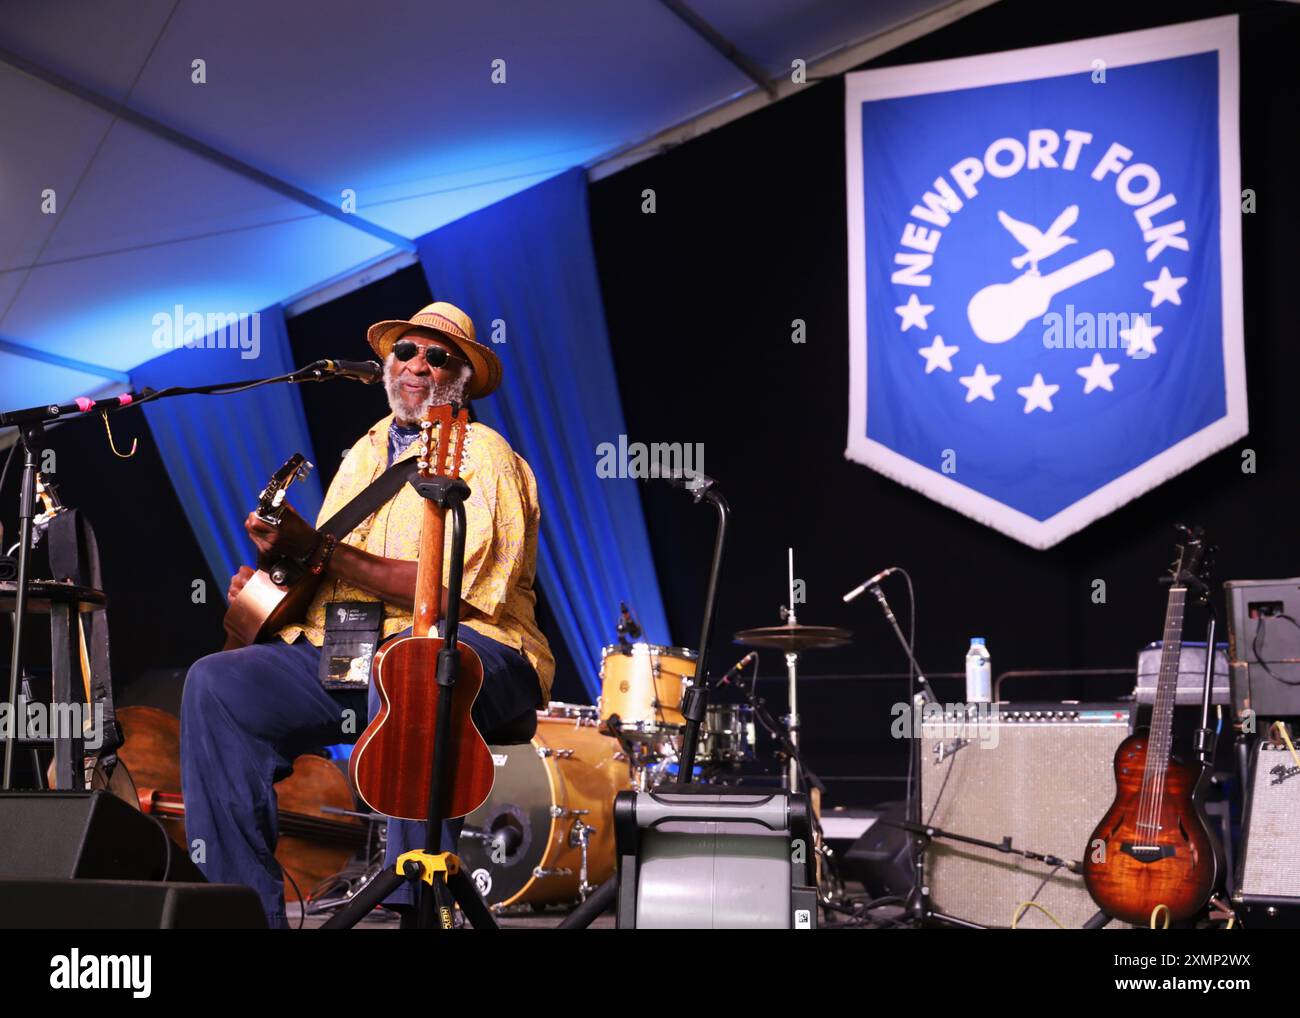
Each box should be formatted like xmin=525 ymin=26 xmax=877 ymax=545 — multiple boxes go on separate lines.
xmin=676 ymin=482 xmax=728 ymax=786
xmin=859 ymin=578 xmax=936 ymax=925
xmin=0 ymin=362 xmax=371 ymax=790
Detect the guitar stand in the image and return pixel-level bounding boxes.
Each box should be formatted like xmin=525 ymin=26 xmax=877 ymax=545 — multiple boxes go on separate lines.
xmin=322 ymin=474 xmax=498 ymax=930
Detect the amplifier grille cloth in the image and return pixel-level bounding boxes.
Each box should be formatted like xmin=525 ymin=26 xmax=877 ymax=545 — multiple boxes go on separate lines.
xmin=921 ymin=716 xmax=1128 ymax=929
xmin=1240 ymin=744 xmax=1300 ymax=898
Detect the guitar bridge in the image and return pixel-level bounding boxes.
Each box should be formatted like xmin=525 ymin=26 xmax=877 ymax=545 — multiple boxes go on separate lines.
xmin=1120 ymin=842 xmax=1176 ymax=864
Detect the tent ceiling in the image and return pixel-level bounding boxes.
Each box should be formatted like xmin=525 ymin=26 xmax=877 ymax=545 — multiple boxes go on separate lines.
xmin=0 ymin=0 xmax=957 ymax=411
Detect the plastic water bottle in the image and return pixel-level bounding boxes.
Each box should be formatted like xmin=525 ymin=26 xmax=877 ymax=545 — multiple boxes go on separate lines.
xmin=965 ymin=638 xmax=992 ymax=703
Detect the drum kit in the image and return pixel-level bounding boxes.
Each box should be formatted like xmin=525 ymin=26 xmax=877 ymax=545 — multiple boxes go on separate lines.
xmin=456 ymin=616 xmax=853 ymax=913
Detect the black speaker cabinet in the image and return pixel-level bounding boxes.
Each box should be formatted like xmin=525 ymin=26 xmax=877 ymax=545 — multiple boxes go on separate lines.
xmin=0 ymin=879 xmax=266 ymax=929
xmin=0 ymin=791 xmax=203 ymax=882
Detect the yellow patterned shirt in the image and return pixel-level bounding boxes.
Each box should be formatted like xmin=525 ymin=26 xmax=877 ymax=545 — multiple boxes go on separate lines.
xmin=277 ymin=413 xmax=554 ymax=702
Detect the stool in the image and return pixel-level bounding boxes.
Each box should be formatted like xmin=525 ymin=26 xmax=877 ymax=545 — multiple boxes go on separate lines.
xmin=0 ymin=580 xmax=107 ymax=790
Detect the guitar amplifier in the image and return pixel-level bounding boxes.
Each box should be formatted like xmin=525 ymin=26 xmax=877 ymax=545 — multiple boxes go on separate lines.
xmin=1234 ymin=735 xmax=1300 ymax=927
xmin=921 ymin=704 xmax=1132 ymax=929
xmin=1224 ymin=579 xmax=1300 ymax=719
xmin=1134 ymin=641 xmax=1230 ymax=705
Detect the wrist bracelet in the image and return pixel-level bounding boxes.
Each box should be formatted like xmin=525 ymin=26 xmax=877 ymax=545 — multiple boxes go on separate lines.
xmin=310 ymin=533 xmax=338 ymax=575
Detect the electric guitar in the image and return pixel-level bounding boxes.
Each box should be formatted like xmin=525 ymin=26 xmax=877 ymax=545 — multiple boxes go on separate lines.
xmin=349 ymin=404 xmax=493 ymax=821
xmin=1082 ymin=527 xmax=1222 ymax=924
xmin=222 ymin=453 xmax=316 ymax=649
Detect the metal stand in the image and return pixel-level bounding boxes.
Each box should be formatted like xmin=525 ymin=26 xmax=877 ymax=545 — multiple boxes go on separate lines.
xmin=2 ymin=424 xmax=44 ymax=789
xmin=783 ymin=649 xmax=799 ymax=791
xmin=860 ymin=579 xmax=936 ymax=924
xmin=321 ymin=474 xmax=498 ymax=930
xmin=673 ymin=483 xmax=729 ymax=786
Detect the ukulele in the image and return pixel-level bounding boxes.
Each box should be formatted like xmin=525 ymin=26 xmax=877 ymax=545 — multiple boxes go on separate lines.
xmin=1082 ymin=527 xmax=1222 ymax=924
xmin=349 ymin=404 xmax=493 ymax=822
xmin=222 ymin=453 xmax=316 ymax=649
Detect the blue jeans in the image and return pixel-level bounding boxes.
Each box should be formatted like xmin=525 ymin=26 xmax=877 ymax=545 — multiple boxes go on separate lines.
xmin=179 ymin=626 xmax=541 ymax=928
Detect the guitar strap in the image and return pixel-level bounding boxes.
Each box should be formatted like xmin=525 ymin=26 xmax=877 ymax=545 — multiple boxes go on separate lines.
xmin=316 ymin=458 xmax=420 ymax=542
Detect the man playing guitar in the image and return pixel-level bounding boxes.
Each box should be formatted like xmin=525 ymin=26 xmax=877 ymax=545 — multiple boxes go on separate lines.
xmin=180 ymin=301 xmax=554 ymax=928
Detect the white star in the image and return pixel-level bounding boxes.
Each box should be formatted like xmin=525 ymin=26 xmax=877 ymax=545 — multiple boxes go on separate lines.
xmin=917 ymin=335 xmax=959 ymax=373
xmin=1143 ymin=266 xmax=1188 ymax=308
xmin=1119 ymin=318 xmax=1162 ymax=359
xmin=1016 ymin=373 xmax=1060 ymax=414
xmin=958 ymin=363 xmax=1001 ymax=403
xmin=895 ymin=293 xmax=935 ymax=331
xmin=1076 ymin=353 xmax=1120 ymax=394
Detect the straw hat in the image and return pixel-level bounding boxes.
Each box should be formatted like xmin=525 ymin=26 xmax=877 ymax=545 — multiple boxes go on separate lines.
xmin=366 ymin=301 xmax=501 ymax=399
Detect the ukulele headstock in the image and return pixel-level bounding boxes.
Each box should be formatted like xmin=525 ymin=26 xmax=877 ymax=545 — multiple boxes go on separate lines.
xmin=255 ymin=453 xmax=312 ymax=524
xmin=417 ymin=403 xmax=470 ymax=479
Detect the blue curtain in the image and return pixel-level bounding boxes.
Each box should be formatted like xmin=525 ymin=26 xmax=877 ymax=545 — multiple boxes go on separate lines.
xmin=417 ymin=168 xmax=671 ymax=695
xmin=130 ymin=305 xmax=324 ymax=594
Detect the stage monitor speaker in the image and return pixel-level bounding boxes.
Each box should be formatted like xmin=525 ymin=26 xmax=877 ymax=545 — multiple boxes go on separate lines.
xmin=0 ymin=791 xmax=203 ymax=883
xmin=920 ymin=704 xmax=1132 ymax=929
xmin=1234 ymin=736 xmax=1300 ymax=927
xmin=614 ymin=785 xmax=816 ymax=929
xmin=0 ymin=879 xmax=266 ymax=929
xmin=842 ymin=801 xmax=915 ymax=901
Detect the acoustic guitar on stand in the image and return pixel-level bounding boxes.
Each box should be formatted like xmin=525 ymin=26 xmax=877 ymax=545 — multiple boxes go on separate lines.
xmin=1082 ymin=527 xmax=1222 ymax=925
xmin=222 ymin=453 xmax=316 ymax=649
xmin=350 ymin=403 xmax=493 ymax=821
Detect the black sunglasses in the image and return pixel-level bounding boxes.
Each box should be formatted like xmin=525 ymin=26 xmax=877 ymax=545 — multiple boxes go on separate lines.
xmin=392 ymin=339 xmax=468 ymax=370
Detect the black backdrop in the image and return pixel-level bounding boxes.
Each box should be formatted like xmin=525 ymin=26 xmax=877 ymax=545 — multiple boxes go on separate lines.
xmin=5 ymin=0 xmax=1296 ymax=805
xmin=587 ymin=0 xmax=1300 ymax=798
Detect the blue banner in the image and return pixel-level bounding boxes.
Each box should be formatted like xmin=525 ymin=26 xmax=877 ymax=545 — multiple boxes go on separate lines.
xmin=845 ymin=17 xmax=1245 ymax=548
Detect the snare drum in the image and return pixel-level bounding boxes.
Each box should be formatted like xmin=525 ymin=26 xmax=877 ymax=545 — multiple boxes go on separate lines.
xmin=699 ymin=703 xmax=757 ymax=765
xmin=541 ymin=700 xmax=601 ymax=725
xmin=598 ymin=643 xmax=697 ymax=738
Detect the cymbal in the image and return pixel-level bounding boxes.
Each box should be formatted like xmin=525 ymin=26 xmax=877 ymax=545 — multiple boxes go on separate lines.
xmin=733 ymin=623 xmax=852 ymax=652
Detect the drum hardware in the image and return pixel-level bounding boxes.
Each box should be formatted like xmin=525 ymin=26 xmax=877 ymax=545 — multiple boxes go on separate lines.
xmin=733 ymin=610 xmax=852 ymax=793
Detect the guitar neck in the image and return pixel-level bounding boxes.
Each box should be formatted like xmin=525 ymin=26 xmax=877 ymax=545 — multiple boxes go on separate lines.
xmin=412 ymin=499 xmax=445 ymax=638
xmin=1040 ymin=249 xmax=1115 ymax=294
xmin=1147 ymin=585 xmax=1187 ymax=761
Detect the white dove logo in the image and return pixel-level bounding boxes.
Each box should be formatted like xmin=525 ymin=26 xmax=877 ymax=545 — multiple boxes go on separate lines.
xmin=998 ymin=205 xmax=1079 ymax=273
xmin=967 ymin=204 xmax=1114 ymax=344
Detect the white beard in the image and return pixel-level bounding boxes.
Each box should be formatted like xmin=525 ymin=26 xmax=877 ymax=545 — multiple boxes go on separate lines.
xmin=384 ymin=356 xmax=471 ymax=424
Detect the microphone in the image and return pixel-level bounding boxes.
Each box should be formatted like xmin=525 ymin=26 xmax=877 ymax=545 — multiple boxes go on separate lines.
xmin=302 ymin=359 xmax=383 ymax=384
xmin=842 ymin=566 xmax=898 ymax=604
xmin=717 ymin=650 xmax=757 ymax=685
xmin=618 ymin=601 xmax=642 ymax=640
xmin=661 ymin=470 xmax=716 ymax=500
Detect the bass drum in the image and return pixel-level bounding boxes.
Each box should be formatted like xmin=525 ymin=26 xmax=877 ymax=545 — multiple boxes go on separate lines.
xmin=456 ymin=706 xmax=631 ymax=909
